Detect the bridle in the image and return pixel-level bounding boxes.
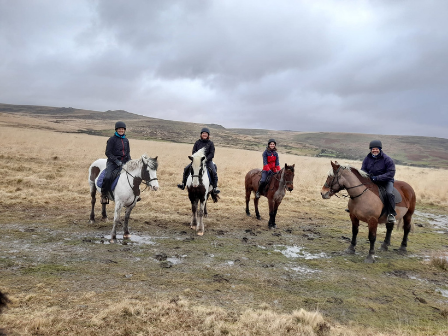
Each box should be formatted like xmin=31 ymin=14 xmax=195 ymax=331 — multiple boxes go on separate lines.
xmin=122 ymin=160 xmax=158 ymax=192
xmin=190 ymin=161 xmax=204 ymax=185
xmin=324 ymin=167 xmax=369 ymax=199
xmin=274 ymin=168 xmax=294 ymax=187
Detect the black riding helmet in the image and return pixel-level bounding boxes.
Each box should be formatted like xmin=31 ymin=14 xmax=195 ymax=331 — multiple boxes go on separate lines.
xmin=115 ymin=121 xmax=126 ymax=130
xmin=369 ymin=140 xmax=382 ymax=150
xmin=200 ymin=127 xmax=210 ymax=135
xmin=268 ymin=138 xmax=276 ymax=146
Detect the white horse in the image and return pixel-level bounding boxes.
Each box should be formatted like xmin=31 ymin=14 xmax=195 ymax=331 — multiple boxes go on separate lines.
xmin=186 ymin=148 xmax=219 ymax=236
xmin=88 ymin=155 xmax=159 ymax=241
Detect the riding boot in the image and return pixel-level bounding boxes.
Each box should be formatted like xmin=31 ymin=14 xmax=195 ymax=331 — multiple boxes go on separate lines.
xmin=255 ymin=182 xmax=266 ymax=199
xmin=212 ymin=171 xmax=220 ymax=194
xmin=177 ymin=165 xmax=189 ymax=190
xmin=100 ymin=189 xmax=109 ymax=204
xmin=387 ymin=192 xmax=396 ymax=223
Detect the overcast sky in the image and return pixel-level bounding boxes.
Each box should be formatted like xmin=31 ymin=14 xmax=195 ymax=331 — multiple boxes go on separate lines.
xmin=1 ymin=0 xmax=447 ymax=138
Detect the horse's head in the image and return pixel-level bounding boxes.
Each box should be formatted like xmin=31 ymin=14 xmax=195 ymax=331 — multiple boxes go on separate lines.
xmin=321 ymin=161 xmax=346 ymax=199
xmin=188 ymin=148 xmax=206 ymax=188
xmin=284 ymin=163 xmax=295 ymax=192
xmin=141 ymin=155 xmax=159 ymax=191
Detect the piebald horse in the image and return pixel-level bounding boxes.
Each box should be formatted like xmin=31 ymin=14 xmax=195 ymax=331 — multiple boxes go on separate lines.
xmin=321 ymin=161 xmax=416 ymax=263
xmin=186 ymin=147 xmax=219 ymax=236
xmin=88 ymin=155 xmax=159 ymax=241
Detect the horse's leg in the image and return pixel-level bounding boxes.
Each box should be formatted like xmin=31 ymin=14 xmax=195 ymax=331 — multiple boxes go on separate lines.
xmin=204 ymin=202 xmax=208 ymax=218
xmin=89 ymin=186 xmax=96 ymax=224
xmin=254 ymin=197 xmax=261 ymax=220
xmin=197 ymin=198 xmax=206 ymax=236
xmin=190 ymin=199 xmax=198 ymax=230
xmin=398 ymin=211 xmax=412 ymax=253
xmin=245 ymin=187 xmax=251 ymax=216
xmin=381 ymin=221 xmax=394 ymax=251
xmin=270 ymin=203 xmax=280 ymax=229
xmin=110 ymin=202 xmax=123 ymax=242
xmin=268 ymin=199 xmax=275 ymax=229
xmin=123 ymin=202 xmax=136 ymax=239
xmin=365 ymin=219 xmax=378 ymax=263
xmin=345 ymin=215 xmax=359 ymax=254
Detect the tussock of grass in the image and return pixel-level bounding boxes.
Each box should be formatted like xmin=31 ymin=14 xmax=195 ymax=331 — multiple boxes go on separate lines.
xmin=431 ymin=252 xmax=448 ymax=271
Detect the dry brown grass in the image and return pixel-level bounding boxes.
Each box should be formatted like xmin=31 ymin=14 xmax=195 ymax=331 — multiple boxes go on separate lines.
xmin=1 ymin=126 xmax=448 ymax=336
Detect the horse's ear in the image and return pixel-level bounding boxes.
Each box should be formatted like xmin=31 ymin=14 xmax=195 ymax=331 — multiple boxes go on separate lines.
xmin=154 ymin=156 xmax=158 ymax=160
xmin=292 ymin=164 xmax=295 ymax=167
xmin=284 ymin=163 xmax=287 ymax=168
xmin=331 ymin=161 xmax=340 ymax=170
xmin=188 ymin=156 xmax=193 ymax=161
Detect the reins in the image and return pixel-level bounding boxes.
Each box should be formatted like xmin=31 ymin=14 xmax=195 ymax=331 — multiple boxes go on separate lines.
xmin=325 ymin=167 xmax=369 ymax=199
xmin=121 ymin=160 xmax=158 ymax=199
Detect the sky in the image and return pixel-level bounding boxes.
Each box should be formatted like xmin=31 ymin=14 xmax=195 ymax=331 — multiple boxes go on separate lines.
xmin=1 ymin=0 xmax=447 ymax=138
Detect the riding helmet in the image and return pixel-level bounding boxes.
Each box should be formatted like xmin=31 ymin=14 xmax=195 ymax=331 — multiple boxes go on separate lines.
xmin=201 ymin=127 xmax=210 ymax=135
xmin=369 ymin=140 xmax=382 ymax=150
xmin=115 ymin=121 xmax=126 ymax=130
xmin=268 ymin=138 xmax=277 ymax=146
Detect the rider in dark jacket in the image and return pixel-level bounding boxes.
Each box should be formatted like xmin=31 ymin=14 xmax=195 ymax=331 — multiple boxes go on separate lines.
xmin=101 ymin=121 xmax=131 ymax=204
xmin=255 ymin=139 xmax=281 ymax=198
xmin=177 ymin=127 xmax=220 ymax=194
xmin=361 ymin=140 xmax=396 ymax=223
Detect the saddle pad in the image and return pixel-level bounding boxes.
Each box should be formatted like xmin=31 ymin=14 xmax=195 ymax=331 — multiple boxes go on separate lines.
xmin=96 ymin=169 xmax=120 ymax=191
xmin=378 ymin=186 xmax=402 ymax=205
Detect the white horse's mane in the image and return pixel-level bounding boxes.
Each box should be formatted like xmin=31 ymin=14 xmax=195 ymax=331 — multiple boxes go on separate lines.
xmin=192 ymin=147 xmax=206 ymax=158
xmin=327 ymin=165 xmax=369 ymax=178
xmin=123 ymin=155 xmax=158 ymax=171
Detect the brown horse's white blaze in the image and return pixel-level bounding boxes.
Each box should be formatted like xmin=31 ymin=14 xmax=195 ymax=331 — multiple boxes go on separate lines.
xmin=245 ymin=164 xmax=295 ymax=229
xmin=321 ymin=161 xmax=416 ymax=263
xmin=88 ymin=155 xmax=159 ymax=242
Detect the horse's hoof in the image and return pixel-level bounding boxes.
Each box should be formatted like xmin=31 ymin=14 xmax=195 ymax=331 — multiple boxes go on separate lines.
xmin=269 ymin=225 xmax=276 ymax=230
xmin=110 ymin=239 xmax=117 ymax=244
xmin=380 ymin=244 xmax=388 ymax=251
xmin=246 ymin=212 xmax=251 ymax=217
xmin=345 ymin=246 xmax=356 ymax=254
xmin=89 ymin=220 xmax=95 ymax=224
xmin=101 ymin=217 xmax=108 ymax=222
xmin=396 ymin=246 xmax=407 ymax=254
xmin=123 ymin=234 xmax=131 ymax=239
xmin=256 ymin=216 xmax=261 ymax=220
xmin=197 ymin=232 xmax=204 ymax=236
xmin=204 ymin=214 xmax=208 ymax=218
xmin=190 ymin=226 xmax=194 ymax=230
xmin=364 ymin=255 xmax=376 ymax=263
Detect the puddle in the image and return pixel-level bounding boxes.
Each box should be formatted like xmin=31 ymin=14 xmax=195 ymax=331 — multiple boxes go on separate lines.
xmin=287 ymin=266 xmax=320 ymax=274
xmin=414 ymin=211 xmax=448 ymax=233
xmin=437 ymin=289 xmax=448 ymax=298
xmin=100 ymin=234 xmax=168 ymax=245
xmin=274 ymin=245 xmax=328 ymax=259
xmin=226 ymin=261 xmax=234 ymax=266
xmin=166 ymin=257 xmax=183 ymax=265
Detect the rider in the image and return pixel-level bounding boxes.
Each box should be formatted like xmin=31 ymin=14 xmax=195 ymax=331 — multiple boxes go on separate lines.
xmin=101 ymin=121 xmax=131 ymax=204
xmin=177 ymin=127 xmax=220 ymax=194
xmin=361 ymin=140 xmax=396 ymax=223
xmin=255 ymin=139 xmax=281 ymax=198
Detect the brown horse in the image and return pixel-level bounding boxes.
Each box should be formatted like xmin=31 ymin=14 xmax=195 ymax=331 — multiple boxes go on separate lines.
xmin=321 ymin=161 xmax=416 ymax=263
xmin=245 ymin=164 xmax=295 ymax=229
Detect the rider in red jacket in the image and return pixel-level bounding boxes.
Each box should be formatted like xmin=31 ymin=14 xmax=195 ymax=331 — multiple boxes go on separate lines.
xmin=255 ymin=139 xmax=281 ymax=198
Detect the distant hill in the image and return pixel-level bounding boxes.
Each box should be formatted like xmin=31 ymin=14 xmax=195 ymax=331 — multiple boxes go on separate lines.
xmin=1 ymin=103 xmax=447 ymax=168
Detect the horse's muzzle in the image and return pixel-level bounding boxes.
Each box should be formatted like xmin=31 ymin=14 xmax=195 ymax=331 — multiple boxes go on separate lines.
xmin=287 ymin=186 xmax=293 ymax=192
xmin=321 ymin=190 xmax=331 ymax=199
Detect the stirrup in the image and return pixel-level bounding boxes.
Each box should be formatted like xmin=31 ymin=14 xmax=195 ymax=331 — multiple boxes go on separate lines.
xmin=101 ymin=195 xmax=109 ymax=204
xmin=255 ymin=191 xmax=260 ymax=199
xmin=177 ymin=183 xmax=185 ymax=190
xmin=387 ymin=214 xmax=396 ymax=223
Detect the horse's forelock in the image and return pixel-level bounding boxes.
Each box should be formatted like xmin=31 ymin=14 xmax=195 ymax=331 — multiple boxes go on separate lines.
xmin=192 ymin=147 xmax=206 ymax=158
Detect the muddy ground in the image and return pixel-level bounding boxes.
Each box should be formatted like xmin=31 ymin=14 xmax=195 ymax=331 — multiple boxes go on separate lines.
xmin=1 ymin=202 xmax=447 ymax=335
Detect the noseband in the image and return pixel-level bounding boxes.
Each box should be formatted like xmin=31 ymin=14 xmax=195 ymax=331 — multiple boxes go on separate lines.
xmin=325 ymin=167 xmax=368 ymax=199
xmin=190 ymin=162 xmax=204 ymax=184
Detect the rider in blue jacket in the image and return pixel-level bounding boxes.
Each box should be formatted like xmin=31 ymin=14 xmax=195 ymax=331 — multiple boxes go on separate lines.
xmin=361 ymin=140 xmax=396 ymax=223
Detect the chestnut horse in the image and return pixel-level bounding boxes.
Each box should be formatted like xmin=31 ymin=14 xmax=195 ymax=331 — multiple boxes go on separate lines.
xmin=245 ymin=164 xmax=295 ymax=229
xmin=321 ymin=161 xmax=416 ymax=263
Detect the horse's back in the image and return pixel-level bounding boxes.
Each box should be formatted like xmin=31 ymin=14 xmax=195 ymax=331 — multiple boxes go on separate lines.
xmin=245 ymin=168 xmax=262 ymax=190
xmin=89 ymin=159 xmax=107 ymax=185
xmin=394 ymin=180 xmax=416 ymax=210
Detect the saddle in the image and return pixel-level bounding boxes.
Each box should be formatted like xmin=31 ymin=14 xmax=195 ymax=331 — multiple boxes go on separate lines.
xmin=97 ymin=167 xmax=121 ymax=199
xmin=258 ymin=171 xmax=274 ymax=195
xmin=376 ymin=184 xmax=402 ymax=217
